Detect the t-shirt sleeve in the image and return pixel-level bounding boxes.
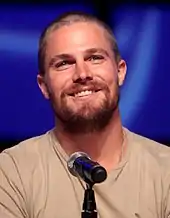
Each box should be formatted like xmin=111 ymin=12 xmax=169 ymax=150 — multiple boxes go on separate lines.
xmin=163 ymin=168 xmax=170 ymax=218
xmin=0 ymin=151 xmax=28 ymax=218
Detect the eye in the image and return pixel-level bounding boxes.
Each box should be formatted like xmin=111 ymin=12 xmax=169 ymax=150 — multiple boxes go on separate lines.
xmin=88 ymin=55 xmax=104 ymax=63
xmin=56 ymin=61 xmax=68 ymax=68
xmin=54 ymin=60 xmax=73 ymax=71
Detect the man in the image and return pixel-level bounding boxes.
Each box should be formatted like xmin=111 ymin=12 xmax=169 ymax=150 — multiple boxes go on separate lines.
xmin=0 ymin=11 xmax=170 ymax=218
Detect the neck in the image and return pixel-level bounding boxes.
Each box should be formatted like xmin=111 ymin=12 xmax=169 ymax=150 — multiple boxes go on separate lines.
xmin=54 ymin=109 xmax=125 ymax=172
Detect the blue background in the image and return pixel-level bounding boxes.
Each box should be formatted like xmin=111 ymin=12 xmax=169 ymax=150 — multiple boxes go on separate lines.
xmin=0 ymin=3 xmax=170 ymax=144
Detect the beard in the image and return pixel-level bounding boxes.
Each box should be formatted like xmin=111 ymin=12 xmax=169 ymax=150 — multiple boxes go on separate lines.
xmin=49 ymin=81 xmax=120 ymax=134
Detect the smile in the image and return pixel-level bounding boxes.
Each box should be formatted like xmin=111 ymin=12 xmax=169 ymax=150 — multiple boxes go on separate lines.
xmin=74 ymin=90 xmax=94 ymax=97
xmin=67 ymin=89 xmax=101 ymax=99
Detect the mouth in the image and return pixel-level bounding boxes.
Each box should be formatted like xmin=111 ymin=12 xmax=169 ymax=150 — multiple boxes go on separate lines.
xmin=68 ymin=89 xmax=101 ymax=98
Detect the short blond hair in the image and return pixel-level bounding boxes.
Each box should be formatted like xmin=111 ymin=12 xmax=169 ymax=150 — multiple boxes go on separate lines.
xmin=38 ymin=11 xmax=121 ymax=75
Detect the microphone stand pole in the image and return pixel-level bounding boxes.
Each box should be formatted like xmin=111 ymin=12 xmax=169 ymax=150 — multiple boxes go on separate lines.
xmin=81 ymin=183 xmax=98 ymax=218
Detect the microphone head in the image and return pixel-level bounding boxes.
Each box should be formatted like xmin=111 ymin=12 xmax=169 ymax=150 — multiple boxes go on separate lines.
xmin=67 ymin=152 xmax=107 ymax=184
xmin=67 ymin=152 xmax=91 ymax=176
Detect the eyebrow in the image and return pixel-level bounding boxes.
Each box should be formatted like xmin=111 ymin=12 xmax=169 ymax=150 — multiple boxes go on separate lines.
xmin=48 ymin=48 xmax=109 ymax=67
xmin=84 ymin=48 xmax=109 ymax=57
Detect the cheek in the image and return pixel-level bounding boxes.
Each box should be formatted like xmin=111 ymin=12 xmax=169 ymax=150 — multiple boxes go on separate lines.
xmin=45 ymin=77 xmax=60 ymax=98
xmin=97 ymin=65 xmax=118 ymax=87
xmin=46 ymin=72 xmax=71 ymax=98
xmin=107 ymin=64 xmax=118 ymax=79
xmin=100 ymin=66 xmax=119 ymax=96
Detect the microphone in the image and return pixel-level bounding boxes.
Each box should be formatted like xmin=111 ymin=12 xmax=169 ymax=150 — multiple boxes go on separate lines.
xmin=67 ymin=152 xmax=107 ymax=184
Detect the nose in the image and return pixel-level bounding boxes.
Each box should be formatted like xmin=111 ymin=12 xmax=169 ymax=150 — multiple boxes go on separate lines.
xmin=72 ymin=61 xmax=93 ymax=83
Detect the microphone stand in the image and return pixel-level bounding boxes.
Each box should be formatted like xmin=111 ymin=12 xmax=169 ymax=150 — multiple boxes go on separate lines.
xmin=81 ymin=183 xmax=98 ymax=218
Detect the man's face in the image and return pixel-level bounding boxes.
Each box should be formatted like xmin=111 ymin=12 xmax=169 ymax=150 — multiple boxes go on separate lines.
xmin=38 ymin=22 xmax=126 ymax=133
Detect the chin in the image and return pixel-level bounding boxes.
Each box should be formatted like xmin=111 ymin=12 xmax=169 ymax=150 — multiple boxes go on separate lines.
xmin=71 ymin=101 xmax=104 ymax=114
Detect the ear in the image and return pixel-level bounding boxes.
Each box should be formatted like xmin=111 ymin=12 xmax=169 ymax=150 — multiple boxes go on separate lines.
xmin=117 ymin=59 xmax=127 ymax=86
xmin=37 ymin=74 xmax=50 ymax=99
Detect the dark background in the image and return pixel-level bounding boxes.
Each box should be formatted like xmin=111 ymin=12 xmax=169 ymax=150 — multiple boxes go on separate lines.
xmin=0 ymin=0 xmax=170 ymax=151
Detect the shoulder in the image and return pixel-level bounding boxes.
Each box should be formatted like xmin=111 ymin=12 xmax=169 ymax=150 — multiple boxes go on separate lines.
xmin=0 ymin=129 xmax=54 ymax=171
xmin=0 ymin=130 xmax=57 ymax=208
xmin=2 ymin=129 xmax=52 ymax=153
xmin=125 ymin=127 xmax=170 ymax=173
xmin=126 ymin=128 xmax=170 ymax=157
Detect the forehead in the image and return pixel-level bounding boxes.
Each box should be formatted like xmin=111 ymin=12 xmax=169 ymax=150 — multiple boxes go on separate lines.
xmin=46 ymin=22 xmax=112 ymax=56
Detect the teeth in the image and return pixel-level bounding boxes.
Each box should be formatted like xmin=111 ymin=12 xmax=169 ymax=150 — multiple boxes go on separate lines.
xmin=75 ymin=90 xmax=93 ymax=97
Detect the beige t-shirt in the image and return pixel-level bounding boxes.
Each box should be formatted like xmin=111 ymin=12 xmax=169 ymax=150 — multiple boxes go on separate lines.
xmin=0 ymin=128 xmax=170 ymax=218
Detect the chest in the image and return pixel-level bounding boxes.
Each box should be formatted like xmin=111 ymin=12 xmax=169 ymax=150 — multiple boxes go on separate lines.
xmin=29 ymin=163 xmax=164 ymax=218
